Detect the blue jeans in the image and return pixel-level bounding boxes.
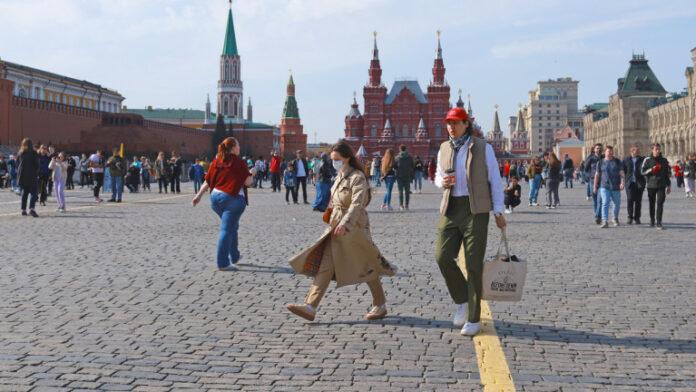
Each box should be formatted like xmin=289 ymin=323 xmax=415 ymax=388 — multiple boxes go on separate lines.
xmin=312 ymin=181 xmax=331 ymax=211
xmin=383 ymin=175 xmax=395 ymax=205
xmin=111 ymin=176 xmax=123 ymax=200
xmin=193 ymin=178 xmax=202 ymax=193
xmin=529 ymin=174 xmax=541 ymax=203
xmin=414 ymin=171 xmax=423 ymax=191
xmin=210 ymin=191 xmax=246 ymax=268
xmin=373 ymin=170 xmax=381 ymax=187
xmin=599 ymin=188 xmax=621 ymax=222
xmin=586 ymin=181 xmax=592 ymax=198
xmin=592 ymin=188 xmax=601 ymax=218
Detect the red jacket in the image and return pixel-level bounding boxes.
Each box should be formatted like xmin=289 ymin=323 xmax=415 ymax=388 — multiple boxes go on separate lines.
xmin=269 ymin=156 xmax=281 ymax=173
xmin=205 ymin=155 xmax=250 ymax=199
xmin=674 ymin=164 xmax=682 ymax=177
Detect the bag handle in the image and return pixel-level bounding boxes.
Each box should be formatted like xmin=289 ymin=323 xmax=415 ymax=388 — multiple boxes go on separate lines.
xmin=495 ymin=228 xmax=512 ymax=262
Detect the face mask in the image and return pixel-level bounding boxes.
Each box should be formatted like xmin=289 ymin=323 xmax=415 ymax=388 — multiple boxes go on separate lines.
xmin=332 ymin=160 xmax=344 ymax=171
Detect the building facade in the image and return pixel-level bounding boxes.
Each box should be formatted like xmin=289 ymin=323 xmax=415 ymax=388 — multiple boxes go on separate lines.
xmin=0 ymin=58 xmax=123 ymax=113
xmin=486 ymin=107 xmax=506 ymax=155
xmin=584 ymin=54 xmax=668 ymax=158
xmin=646 ymin=48 xmax=696 ymax=162
xmin=344 ymin=32 xmax=451 ymax=160
xmin=508 ymin=106 xmax=530 ymax=155
xmin=525 ymin=78 xmax=583 ymax=154
xmin=279 ymin=74 xmax=308 ymax=158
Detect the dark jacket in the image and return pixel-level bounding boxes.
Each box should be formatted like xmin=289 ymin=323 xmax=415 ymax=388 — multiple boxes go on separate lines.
xmin=562 ymin=158 xmax=574 ymax=171
xmin=17 ymin=150 xmax=39 ymax=188
xmin=622 ymin=155 xmax=646 ymax=188
xmin=582 ymin=154 xmax=601 ymax=181
xmin=685 ymin=160 xmax=696 ymax=180
xmin=293 ymin=158 xmax=309 ymax=178
xmin=394 ymin=151 xmax=415 ymax=181
xmin=641 ymin=155 xmax=671 ymax=189
xmin=107 ymin=156 xmax=126 ymax=177
xmin=547 ymin=162 xmax=562 ymax=182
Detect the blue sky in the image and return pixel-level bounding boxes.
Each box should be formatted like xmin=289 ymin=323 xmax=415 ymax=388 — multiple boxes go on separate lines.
xmin=1 ymin=0 xmax=695 ymax=142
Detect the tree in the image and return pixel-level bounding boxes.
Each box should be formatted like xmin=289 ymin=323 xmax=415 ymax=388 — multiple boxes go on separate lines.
xmin=211 ymin=114 xmax=226 ymax=159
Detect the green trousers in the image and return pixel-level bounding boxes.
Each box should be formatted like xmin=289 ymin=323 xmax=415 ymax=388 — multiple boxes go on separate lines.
xmin=434 ymin=196 xmax=489 ymax=323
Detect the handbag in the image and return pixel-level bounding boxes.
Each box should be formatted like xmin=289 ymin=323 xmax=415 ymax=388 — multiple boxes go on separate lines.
xmin=322 ymin=176 xmax=346 ymax=224
xmin=482 ymin=229 xmax=527 ymax=302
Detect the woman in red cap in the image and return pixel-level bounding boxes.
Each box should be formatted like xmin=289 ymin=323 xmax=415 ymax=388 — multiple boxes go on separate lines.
xmin=433 ymin=107 xmax=506 ymax=336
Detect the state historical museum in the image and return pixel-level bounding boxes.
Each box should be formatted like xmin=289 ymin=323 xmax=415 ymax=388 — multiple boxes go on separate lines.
xmin=344 ymin=33 xmax=451 ymax=160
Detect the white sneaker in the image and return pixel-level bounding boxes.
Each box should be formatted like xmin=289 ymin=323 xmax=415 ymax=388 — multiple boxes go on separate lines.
xmin=612 ymin=218 xmax=619 ymax=227
xmin=504 ymin=208 xmax=511 ymax=214
xmin=461 ymin=322 xmax=481 ymax=336
xmin=452 ymin=303 xmax=468 ymax=327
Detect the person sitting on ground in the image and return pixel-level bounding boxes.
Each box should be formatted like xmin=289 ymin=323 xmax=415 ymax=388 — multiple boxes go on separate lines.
xmin=504 ymin=176 xmax=522 ymax=214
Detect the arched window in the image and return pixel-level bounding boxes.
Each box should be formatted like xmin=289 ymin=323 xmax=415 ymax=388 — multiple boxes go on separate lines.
xmin=435 ymin=123 xmax=442 ymax=137
xmin=18 ymin=88 xmax=27 ymax=98
xmin=233 ymin=97 xmax=238 ymax=116
xmin=371 ymin=125 xmax=377 ymax=137
xmin=403 ymin=124 xmax=409 ymax=137
xmin=232 ymin=62 xmax=237 ymax=81
xmin=223 ymin=97 xmax=229 ymax=115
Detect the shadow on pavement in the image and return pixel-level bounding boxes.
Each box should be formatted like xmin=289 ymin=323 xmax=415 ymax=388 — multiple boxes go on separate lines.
xmin=495 ymin=321 xmax=696 ymax=353
xmin=311 ymin=315 xmax=453 ymax=328
xmin=236 ymin=263 xmax=295 ymax=274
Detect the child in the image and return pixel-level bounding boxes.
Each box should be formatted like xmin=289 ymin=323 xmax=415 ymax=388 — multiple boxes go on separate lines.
xmin=48 ymin=152 xmax=69 ymax=212
xmin=189 ymin=159 xmax=205 ymax=193
xmin=504 ymin=176 xmax=522 ymax=214
xmin=284 ymin=162 xmax=298 ymax=205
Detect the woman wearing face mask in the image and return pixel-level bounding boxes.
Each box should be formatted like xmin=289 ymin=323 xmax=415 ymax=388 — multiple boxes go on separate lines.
xmin=287 ymin=141 xmax=397 ymax=321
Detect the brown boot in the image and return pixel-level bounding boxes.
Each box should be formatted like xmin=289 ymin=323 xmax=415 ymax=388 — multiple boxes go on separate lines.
xmin=365 ymin=304 xmax=387 ymax=321
xmin=286 ymin=303 xmax=316 ymax=321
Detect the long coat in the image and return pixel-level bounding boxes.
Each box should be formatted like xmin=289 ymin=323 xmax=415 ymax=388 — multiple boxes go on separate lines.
xmin=289 ymin=167 xmax=396 ymax=287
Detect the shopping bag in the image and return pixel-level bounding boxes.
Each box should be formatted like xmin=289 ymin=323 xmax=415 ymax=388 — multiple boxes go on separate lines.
xmin=482 ymin=229 xmax=527 ymax=302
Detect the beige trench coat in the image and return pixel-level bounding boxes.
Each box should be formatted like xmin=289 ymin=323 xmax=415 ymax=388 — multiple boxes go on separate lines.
xmin=289 ymin=167 xmax=395 ymax=287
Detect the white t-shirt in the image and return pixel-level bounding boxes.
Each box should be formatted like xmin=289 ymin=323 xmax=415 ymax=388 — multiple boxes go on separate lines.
xmin=89 ymin=154 xmax=104 ymax=173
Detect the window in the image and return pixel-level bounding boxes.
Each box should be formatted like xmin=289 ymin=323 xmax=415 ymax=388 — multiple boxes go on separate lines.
xmin=18 ymin=88 xmax=27 ymax=98
xmin=34 ymin=87 xmax=41 ymax=99
xmin=403 ymin=124 xmax=409 ymax=137
xmin=223 ymin=98 xmax=229 ymax=115
xmin=371 ymin=125 xmax=377 ymax=137
xmin=435 ymin=123 xmax=442 ymax=137
xmin=233 ymin=97 xmax=238 ymax=116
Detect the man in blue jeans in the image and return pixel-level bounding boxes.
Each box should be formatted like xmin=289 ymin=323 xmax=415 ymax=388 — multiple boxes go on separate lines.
xmin=106 ymin=148 xmax=126 ymax=202
xmin=594 ymin=145 xmax=625 ymax=228
xmin=583 ymin=143 xmax=603 ymax=224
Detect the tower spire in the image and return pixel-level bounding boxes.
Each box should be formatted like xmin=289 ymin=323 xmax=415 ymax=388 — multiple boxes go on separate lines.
xmin=368 ymin=31 xmax=383 ymax=87
xmin=436 ymin=30 xmax=442 ymax=59
xmin=372 ymin=31 xmax=379 ymax=60
xmin=467 ymin=94 xmax=472 ymax=116
xmin=493 ymin=104 xmax=501 ymax=134
xmin=431 ymin=30 xmax=446 ymax=86
xmin=456 ymin=88 xmax=464 ymax=108
xmin=222 ymin=1 xmax=238 ymax=56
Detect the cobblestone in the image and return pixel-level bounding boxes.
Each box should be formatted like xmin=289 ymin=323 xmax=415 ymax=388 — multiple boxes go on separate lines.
xmin=0 ymin=179 xmax=694 ymax=391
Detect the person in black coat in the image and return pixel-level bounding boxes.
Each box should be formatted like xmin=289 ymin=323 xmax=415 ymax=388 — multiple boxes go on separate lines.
xmin=622 ymin=144 xmax=646 ymax=225
xmin=16 ymin=138 xmax=40 ymax=217
xmin=641 ymin=143 xmax=671 ymax=229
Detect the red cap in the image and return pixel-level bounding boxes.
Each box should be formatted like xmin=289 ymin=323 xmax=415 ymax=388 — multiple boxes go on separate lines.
xmin=445 ymin=107 xmax=469 ymax=122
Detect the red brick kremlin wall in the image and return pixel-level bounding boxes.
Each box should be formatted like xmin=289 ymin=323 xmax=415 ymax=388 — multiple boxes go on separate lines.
xmin=1 ymin=79 xmax=212 ymax=158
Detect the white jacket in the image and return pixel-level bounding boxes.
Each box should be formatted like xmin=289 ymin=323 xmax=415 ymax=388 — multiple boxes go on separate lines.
xmin=48 ymin=158 xmax=69 ymax=184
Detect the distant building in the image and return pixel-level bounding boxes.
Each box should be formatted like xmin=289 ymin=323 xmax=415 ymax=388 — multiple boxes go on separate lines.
xmin=525 ymin=78 xmax=583 ymax=153
xmin=343 ymin=32 xmax=451 ymax=160
xmin=583 ymin=54 xmax=667 ymax=158
xmin=508 ymin=106 xmax=530 ymax=155
xmin=0 ymin=58 xmax=123 ymax=113
xmin=279 ymin=74 xmax=308 ymax=158
xmin=486 ymin=106 xmax=506 ymax=156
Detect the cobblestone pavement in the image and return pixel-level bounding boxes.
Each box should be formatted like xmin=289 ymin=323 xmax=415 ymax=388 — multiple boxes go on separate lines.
xmin=0 ymin=179 xmax=694 ymax=391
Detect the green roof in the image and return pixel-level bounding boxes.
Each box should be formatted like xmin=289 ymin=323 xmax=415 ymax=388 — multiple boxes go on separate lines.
xmin=222 ymin=8 xmax=238 ymax=56
xmin=617 ymin=55 xmax=666 ymax=97
xmin=125 ymin=108 xmax=215 ymax=121
xmin=282 ymin=96 xmax=299 ymax=119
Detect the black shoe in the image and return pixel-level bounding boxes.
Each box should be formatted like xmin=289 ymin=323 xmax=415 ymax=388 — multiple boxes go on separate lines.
xmin=108 ymin=199 xmax=116 ymax=202
xmin=29 ymin=210 xmax=38 ymax=218
xmin=595 ymin=217 xmax=601 ymax=225
xmin=649 ymin=222 xmax=655 ymax=227
xmin=627 ymin=218 xmax=633 ymax=225
xmin=116 ymin=199 xmax=122 ymax=203
xmin=303 ymin=201 xmax=309 ymax=204
xmin=634 ymin=219 xmax=641 ymax=225
xmin=21 ymin=210 xmax=27 ymax=216
xmin=656 ymin=223 xmax=664 ymax=230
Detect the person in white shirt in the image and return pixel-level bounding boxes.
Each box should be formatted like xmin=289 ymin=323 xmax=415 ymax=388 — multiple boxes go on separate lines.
xmin=293 ymin=150 xmax=310 ymax=204
xmin=434 ymin=107 xmax=506 ymax=337
xmin=88 ymin=149 xmax=105 ymax=202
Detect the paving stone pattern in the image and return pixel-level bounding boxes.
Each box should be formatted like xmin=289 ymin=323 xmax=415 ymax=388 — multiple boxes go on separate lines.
xmin=0 ymin=179 xmax=694 ymax=391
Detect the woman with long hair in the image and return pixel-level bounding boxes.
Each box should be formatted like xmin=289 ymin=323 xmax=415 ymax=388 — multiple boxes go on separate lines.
xmin=380 ymin=148 xmax=396 ymax=211
xmin=155 ymin=151 xmax=170 ymax=194
xmin=545 ymin=152 xmax=562 ymax=208
xmin=287 ymin=140 xmax=397 ymax=321
xmin=192 ymin=137 xmax=254 ymax=271
xmin=16 ymin=138 xmax=40 ymax=217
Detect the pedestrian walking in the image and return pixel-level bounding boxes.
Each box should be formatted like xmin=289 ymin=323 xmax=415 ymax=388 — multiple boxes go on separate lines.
xmin=394 ymin=144 xmax=415 ymax=210
xmin=49 ymin=152 xmax=68 ymax=212
xmin=380 ymin=149 xmax=396 ymax=211
xmin=583 ymin=143 xmax=603 ymax=224
xmin=16 ymin=138 xmax=39 ymax=217
xmin=623 ymin=145 xmax=646 ymax=224
xmin=7 ymin=154 xmax=18 ymax=192
xmin=312 ymin=153 xmax=334 ymax=212
xmin=189 ymin=159 xmax=205 ymax=193
xmin=253 ymin=156 xmax=265 ymax=188
xmin=428 ymin=157 xmax=437 ymax=182
xmin=169 ymin=151 xmax=182 ymax=193
xmin=79 ymin=153 xmax=91 ymax=188
xmin=562 ymin=154 xmax=574 ymax=188
xmin=674 ymin=161 xmax=684 ymax=188
xmin=371 ymin=155 xmax=382 ymax=187
xmin=545 ymin=152 xmax=562 ymax=208
xmin=192 ymin=137 xmax=254 ymax=270
xmin=88 ymin=149 xmax=105 ymax=202
xmin=684 ymin=153 xmax=696 ymax=198
xmin=286 ymin=141 xmax=397 ymax=322
xmin=0 ymin=155 xmax=8 ymax=189
xmin=37 ymin=145 xmax=51 ymax=206
xmin=293 ymin=150 xmax=310 ymax=204
xmin=269 ymin=151 xmax=282 ymax=192
xmin=526 ymin=157 xmax=542 ymax=206
xmin=155 ymin=152 xmax=170 ymax=193
xmin=641 ymin=143 xmax=672 ymax=230
xmin=594 ymin=145 xmax=625 ymax=228
xmin=283 ymin=162 xmax=298 ymax=204
xmin=141 ymin=156 xmax=152 ymax=192
xmin=413 ymin=156 xmax=424 ymax=193
xmin=106 ymin=148 xmax=126 ymax=202
xmin=434 ymin=107 xmax=506 ymax=336
xmin=504 ymin=176 xmax=521 ymax=213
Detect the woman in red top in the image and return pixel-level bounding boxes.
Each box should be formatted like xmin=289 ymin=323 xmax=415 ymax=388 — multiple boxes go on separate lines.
xmin=192 ymin=137 xmax=254 ymax=271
